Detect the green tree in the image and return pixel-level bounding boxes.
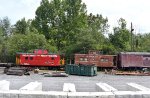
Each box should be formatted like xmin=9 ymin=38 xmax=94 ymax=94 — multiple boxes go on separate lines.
xmin=5 ymin=33 xmax=57 ymax=62
xmin=14 ymin=18 xmax=38 ymax=35
xmin=87 ymin=13 xmax=109 ymax=50
xmin=109 ymin=18 xmax=131 ymax=52
xmin=0 ymin=25 xmax=4 ymax=43
xmin=0 ymin=17 xmax=12 ymax=62
xmin=136 ymin=33 xmax=150 ymax=52
xmin=32 ymin=0 xmax=87 ymax=51
xmin=0 ymin=17 xmax=12 ymax=37
xmin=14 ymin=18 xmax=28 ymax=34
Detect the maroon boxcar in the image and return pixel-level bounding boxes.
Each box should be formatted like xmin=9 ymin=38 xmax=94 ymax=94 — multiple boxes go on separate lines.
xmin=75 ymin=54 xmax=99 ymax=65
xmin=16 ymin=49 xmax=64 ymax=67
xmin=118 ymin=52 xmax=150 ymax=68
xmin=75 ymin=51 xmax=116 ymax=68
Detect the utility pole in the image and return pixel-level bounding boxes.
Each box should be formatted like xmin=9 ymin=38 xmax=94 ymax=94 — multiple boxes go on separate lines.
xmin=131 ymin=22 xmax=134 ymax=51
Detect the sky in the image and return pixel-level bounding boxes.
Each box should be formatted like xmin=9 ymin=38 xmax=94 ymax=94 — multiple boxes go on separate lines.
xmin=0 ymin=0 xmax=149 ymax=34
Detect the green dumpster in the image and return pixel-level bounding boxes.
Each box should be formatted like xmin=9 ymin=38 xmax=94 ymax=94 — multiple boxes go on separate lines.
xmin=65 ymin=64 xmax=79 ymax=75
xmin=78 ymin=65 xmax=97 ymax=76
xmin=65 ymin=64 xmax=97 ymax=76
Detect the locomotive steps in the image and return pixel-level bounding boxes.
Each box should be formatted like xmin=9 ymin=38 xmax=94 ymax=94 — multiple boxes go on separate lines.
xmin=0 ymin=80 xmax=150 ymax=98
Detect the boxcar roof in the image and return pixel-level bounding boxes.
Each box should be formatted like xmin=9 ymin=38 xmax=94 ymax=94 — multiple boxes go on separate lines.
xmin=75 ymin=54 xmax=116 ymax=56
xmin=120 ymin=52 xmax=150 ymax=55
xmin=16 ymin=52 xmax=57 ymax=55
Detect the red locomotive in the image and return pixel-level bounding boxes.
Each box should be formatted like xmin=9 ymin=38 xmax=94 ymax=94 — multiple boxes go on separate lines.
xmin=16 ymin=49 xmax=65 ymax=68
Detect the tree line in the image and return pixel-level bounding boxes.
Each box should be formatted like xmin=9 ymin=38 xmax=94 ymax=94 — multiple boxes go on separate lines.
xmin=0 ymin=0 xmax=150 ymax=63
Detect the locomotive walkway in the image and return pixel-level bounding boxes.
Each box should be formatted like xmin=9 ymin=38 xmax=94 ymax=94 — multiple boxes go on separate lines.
xmin=0 ymin=80 xmax=150 ymax=98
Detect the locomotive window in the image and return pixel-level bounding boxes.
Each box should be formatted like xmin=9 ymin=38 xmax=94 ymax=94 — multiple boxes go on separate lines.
xmin=51 ymin=57 xmax=55 ymax=60
xmin=30 ymin=57 xmax=33 ymax=60
xmin=25 ymin=57 xmax=28 ymax=60
xmin=100 ymin=58 xmax=109 ymax=62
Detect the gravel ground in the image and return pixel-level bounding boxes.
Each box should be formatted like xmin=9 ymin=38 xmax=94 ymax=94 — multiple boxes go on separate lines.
xmin=0 ymin=71 xmax=150 ymax=92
